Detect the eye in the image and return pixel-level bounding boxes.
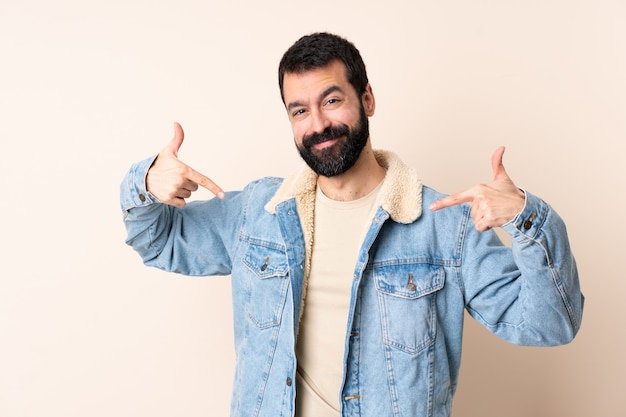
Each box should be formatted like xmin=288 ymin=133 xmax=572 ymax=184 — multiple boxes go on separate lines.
xmin=323 ymin=97 xmax=342 ymax=109
xmin=291 ymin=108 xmax=306 ymax=118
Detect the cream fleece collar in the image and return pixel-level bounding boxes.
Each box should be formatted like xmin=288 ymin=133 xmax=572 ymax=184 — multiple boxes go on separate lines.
xmin=264 ymin=149 xmax=423 ymax=224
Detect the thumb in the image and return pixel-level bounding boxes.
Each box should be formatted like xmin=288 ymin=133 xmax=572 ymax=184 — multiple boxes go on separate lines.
xmin=491 ymin=146 xmax=510 ymax=181
xmin=165 ymin=122 xmax=185 ymax=157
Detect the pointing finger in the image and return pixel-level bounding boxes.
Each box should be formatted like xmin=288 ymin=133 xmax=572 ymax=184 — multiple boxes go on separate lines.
xmin=429 ymin=189 xmax=475 ymax=211
xmin=187 ymin=168 xmax=225 ymax=199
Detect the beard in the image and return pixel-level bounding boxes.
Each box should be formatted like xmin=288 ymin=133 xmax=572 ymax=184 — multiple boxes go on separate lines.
xmin=296 ymin=104 xmax=369 ymax=177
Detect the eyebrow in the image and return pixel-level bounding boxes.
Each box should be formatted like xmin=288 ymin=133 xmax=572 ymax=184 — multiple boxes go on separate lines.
xmin=286 ymin=85 xmax=345 ymax=111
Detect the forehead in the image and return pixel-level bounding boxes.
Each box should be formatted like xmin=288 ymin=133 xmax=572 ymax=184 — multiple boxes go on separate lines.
xmin=282 ymin=60 xmax=352 ymax=104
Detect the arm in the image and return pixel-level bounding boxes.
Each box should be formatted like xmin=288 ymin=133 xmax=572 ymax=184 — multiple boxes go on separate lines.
xmin=460 ymin=192 xmax=583 ymax=345
xmin=120 ymin=123 xmax=239 ymax=276
xmin=431 ymin=147 xmax=583 ymax=345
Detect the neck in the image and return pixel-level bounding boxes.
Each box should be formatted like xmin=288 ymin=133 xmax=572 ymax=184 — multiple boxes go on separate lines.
xmin=316 ymin=143 xmax=386 ymax=201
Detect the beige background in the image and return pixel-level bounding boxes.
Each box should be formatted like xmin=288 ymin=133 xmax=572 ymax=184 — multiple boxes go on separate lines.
xmin=1 ymin=0 xmax=624 ymax=416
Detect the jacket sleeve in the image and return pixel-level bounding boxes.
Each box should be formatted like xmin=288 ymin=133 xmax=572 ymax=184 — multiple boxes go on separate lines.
xmin=120 ymin=155 xmax=243 ymax=277
xmin=461 ymin=191 xmax=584 ymax=346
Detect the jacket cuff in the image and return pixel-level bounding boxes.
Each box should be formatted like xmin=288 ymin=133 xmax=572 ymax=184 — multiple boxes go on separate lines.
xmin=119 ymin=155 xmax=159 ymax=212
xmin=501 ymin=190 xmax=549 ymax=241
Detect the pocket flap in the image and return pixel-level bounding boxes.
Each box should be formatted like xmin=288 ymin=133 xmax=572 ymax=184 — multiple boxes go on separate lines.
xmin=243 ymin=243 xmax=289 ymax=279
xmin=375 ymin=263 xmax=445 ymax=299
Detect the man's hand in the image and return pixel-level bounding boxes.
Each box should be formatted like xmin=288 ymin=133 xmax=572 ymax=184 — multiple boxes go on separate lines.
xmin=146 ymin=122 xmax=225 ymax=208
xmin=429 ymin=146 xmax=525 ymax=232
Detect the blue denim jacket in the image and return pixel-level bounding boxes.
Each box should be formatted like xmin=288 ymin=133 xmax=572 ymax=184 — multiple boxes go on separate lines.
xmin=121 ymin=150 xmax=583 ymax=417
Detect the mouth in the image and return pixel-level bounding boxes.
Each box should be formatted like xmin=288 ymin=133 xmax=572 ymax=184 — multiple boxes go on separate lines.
xmin=312 ymin=137 xmax=340 ymax=150
xmin=302 ymin=124 xmax=350 ymax=152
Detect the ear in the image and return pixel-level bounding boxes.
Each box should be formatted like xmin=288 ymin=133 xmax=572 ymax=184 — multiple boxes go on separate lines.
xmin=362 ymin=83 xmax=376 ymax=117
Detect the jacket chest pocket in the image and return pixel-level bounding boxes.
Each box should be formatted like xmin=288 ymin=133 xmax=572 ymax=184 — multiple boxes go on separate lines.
xmin=374 ymin=263 xmax=445 ymax=355
xmin=242 ymin=242 xmax=290 ymax=329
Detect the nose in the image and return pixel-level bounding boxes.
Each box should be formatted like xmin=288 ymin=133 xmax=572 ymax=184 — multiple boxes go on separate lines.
xmin=309 ymin=108 xmax=331 ymax=134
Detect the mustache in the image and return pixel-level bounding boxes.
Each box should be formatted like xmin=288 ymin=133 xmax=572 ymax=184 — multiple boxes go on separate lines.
xmin=302 ymin=124 xmax=350 ymax=148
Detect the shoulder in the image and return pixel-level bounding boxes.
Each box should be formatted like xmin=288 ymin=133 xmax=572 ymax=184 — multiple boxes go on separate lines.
xmin=236 ymin=177 xmax=286 ymax=210
xmin=243 ymin=176 xmax=284 ymax=195
xmin=420 ymin=185 xmax=471 ymax=221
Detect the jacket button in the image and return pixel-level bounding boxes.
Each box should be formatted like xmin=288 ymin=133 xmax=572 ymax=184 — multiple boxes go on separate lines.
xmin=286 ymin=377 xmax=292 ymax=386
xmin=139 ymin=193 xmax=146 ymax=202
xmin=523 ymin=212 xmax=537 ymax=230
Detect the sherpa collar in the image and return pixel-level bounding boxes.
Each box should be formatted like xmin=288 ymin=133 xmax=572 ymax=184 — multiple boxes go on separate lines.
xmin=264 ymin=149 xmax=423 ymax=224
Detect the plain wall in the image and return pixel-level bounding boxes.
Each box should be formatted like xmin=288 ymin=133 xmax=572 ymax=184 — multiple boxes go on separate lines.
xmin=1 ymin=0 xmax=624 ymax=416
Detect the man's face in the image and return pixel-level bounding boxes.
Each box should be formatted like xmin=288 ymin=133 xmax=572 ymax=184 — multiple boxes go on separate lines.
xmin=282 ymin=60 xmax=375 ymax=177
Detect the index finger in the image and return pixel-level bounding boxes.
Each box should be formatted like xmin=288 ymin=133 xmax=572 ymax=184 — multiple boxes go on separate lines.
xmin=429 ymin=189 xmax=474 ymax=211
xmin=187 ymin=168 xmax=225 ymax=199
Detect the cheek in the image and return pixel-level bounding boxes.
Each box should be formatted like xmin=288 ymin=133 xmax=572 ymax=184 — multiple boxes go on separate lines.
xmin=291 ymin=120 xmax=310 ymax=141
xmin=336 ymin=108 xmax=360 ymax=128
xmin=291 ymin=125 xmax=304 ymax=147
xmin=292 ymin=125 xmax=303 ymax=142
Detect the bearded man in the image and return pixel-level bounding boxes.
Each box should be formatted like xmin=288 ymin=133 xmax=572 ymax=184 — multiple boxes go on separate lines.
xmin=121 ymin=32 xmax=583 ymax=417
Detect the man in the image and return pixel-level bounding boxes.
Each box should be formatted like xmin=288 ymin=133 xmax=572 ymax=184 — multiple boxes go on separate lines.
xmin=121 ymin=32 xmax=583 ymax=417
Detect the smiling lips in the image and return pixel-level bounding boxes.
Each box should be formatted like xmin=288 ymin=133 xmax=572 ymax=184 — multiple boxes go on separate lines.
xmin=313 ymin=137 xmax=341 ymax=150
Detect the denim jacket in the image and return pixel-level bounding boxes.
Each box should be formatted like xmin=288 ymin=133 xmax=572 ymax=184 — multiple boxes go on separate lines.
xmin=121 ymin=150 xmax=583 ymax=417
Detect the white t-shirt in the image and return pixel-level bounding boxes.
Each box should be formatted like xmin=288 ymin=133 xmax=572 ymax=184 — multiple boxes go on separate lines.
xmin=295 ymin=183 xmax=381 ymax=416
